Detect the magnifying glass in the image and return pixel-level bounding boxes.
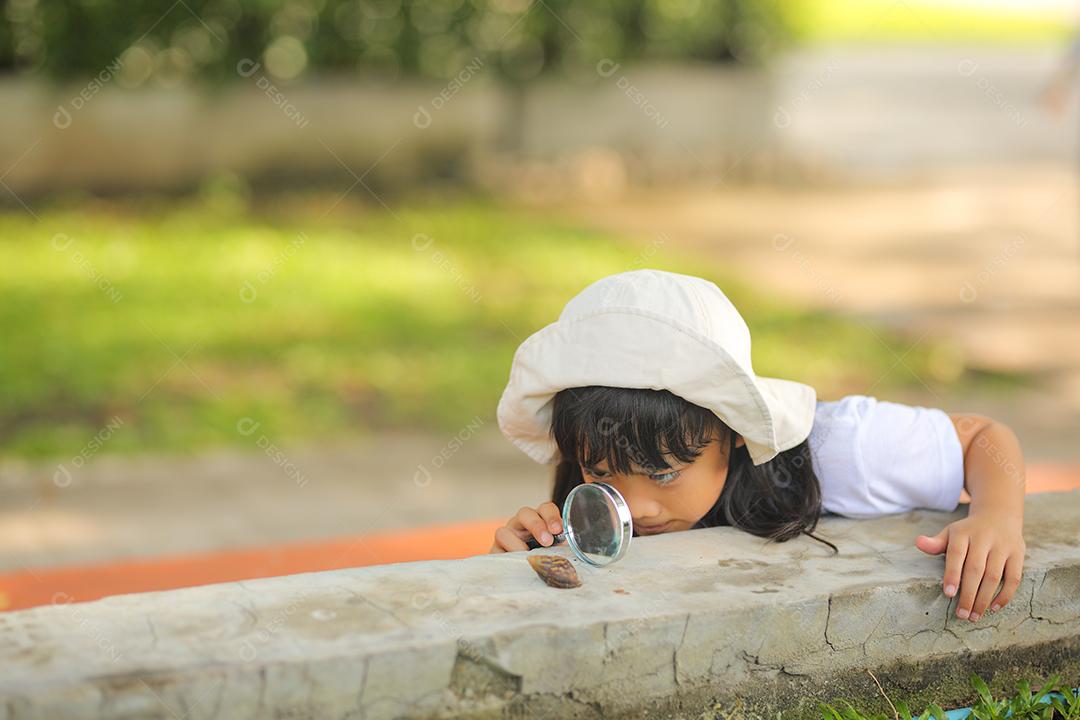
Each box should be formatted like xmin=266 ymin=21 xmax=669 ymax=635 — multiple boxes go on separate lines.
xmin=524 ymin=481 xmax=633 ymax=567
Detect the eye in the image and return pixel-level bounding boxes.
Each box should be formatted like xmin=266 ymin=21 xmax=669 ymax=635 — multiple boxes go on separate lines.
xmin=650 ymin=470 xmax=681 ymax=485
xmin=584 ymin=467 xmax=609 ymax=479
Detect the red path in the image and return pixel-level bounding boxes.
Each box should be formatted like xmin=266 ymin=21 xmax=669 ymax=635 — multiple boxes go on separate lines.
xmin=2 ymin=463 xmax=1077 ymax=612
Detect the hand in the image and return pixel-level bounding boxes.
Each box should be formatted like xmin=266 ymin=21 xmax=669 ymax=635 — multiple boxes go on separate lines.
xmin=915 ymin=512 xmax=1025 ymax=622
xmin=489 ymin=502 xmax=564 ymax=553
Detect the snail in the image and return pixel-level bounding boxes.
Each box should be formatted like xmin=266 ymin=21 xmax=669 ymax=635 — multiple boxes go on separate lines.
xmin=527 ymin=554 xmax=582 ymax=589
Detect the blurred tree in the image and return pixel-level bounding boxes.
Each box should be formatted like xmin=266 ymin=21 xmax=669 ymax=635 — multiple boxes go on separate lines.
xmin=0 ymin=0 xmax=797 ymax=83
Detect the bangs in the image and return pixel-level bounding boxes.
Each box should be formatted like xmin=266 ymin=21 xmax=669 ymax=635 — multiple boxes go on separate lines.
xmin=550 ymin=386 xmax=728 ymax=475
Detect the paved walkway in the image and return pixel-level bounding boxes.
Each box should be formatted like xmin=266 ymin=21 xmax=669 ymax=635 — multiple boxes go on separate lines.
xmin=0 ymin=430 xmax=549 ymax=574
xmin=564 ymin=166 xmax=1078 ymax=373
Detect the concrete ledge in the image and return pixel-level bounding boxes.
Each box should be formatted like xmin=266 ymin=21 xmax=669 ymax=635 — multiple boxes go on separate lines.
xmin=2 ymin=491 xmax=1078 ymax=720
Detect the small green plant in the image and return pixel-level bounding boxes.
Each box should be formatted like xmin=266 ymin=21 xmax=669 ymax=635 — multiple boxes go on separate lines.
xmin=970 ymin=673 xmax=1060 ymax=720
xmin=819 ymin=670 xmax=1079 ymax=720
xmin=1050 ymin=684 xmax=1080 ymax=720
xmin=819 ymin=698 xmax=947 ymax=720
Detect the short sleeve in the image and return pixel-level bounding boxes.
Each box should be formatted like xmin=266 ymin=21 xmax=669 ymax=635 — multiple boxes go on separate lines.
xmin=808 ymin=395 xmax=965 ymax=519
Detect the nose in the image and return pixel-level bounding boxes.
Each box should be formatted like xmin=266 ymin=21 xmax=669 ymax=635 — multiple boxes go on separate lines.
xmin=621 ymin=487 xmax=664 ymax=525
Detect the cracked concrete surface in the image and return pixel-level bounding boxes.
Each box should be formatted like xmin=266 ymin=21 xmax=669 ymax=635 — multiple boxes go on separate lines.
xmin=0 ymin=491 xmax=1078 ymax=719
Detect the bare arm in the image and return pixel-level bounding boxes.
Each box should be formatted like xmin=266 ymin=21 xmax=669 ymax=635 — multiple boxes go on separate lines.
xmin=948 ymin=413 xmax=1026 ymax=520
xmin=914 ymin=413 xmax=1026 ymax=623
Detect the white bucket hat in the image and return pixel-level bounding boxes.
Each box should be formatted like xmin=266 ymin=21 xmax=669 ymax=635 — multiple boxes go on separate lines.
xmin=496 ymin=269 xmax=817 ymax=466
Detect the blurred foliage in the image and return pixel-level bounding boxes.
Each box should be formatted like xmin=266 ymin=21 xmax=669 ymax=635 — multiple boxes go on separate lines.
xmin=1 ymin=0 xmax=1069 ymax=86
xmin=0 ymin=189 xmax=994 ymax=458
xmin=0 ymin=0 xmax=797 ymax=84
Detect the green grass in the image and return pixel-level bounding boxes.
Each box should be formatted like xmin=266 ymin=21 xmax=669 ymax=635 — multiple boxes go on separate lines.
xmin=818 ymin=672 xmax=1079 ymax=720
xmin=0 ymin=192 xmax=989 ymax=458
xmin=790 ymin=0 xmax=1074 ymax=45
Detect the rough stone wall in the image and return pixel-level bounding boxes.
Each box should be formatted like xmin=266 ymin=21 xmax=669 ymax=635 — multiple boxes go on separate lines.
xmin=1 ymin=491 xmax=1077 ymax=719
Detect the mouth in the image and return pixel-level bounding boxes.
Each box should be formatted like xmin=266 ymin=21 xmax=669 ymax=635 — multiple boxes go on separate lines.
xmin=635 ymin=521 xmax=672 ymax=535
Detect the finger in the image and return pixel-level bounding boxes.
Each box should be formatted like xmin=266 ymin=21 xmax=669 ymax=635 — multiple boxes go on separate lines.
xmin=969 ymin=549 xmax=1007 ymax=621
xmin=956 ymin=542 xmax=989 ymax=620
xmin=988 ymin=550 xmax=1025 ymax=613
xmin=536 ymin=502 xmax=564 ymax=535
xmin=515 ymin=507 xmax=554 ymax=547
xmin=506 ymin=507 xmax=541 ymax=538
xmin=494 ymin=526 xmax=529 ymax=553
xmin=916 ymin=527 xmax=949 ymax=556
xmin=943 ymin=531 xmax=968 ymax=599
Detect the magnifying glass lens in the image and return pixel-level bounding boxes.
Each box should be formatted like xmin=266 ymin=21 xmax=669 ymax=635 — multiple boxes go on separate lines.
xmin=562 ymin=482 xmax=632 ymax=567
xmin=567 ymin=488 xmax=620 ymax=562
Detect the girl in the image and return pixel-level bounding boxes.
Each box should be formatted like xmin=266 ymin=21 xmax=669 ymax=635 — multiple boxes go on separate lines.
xmin=490 ymin=269 xmax=1026 ymax=626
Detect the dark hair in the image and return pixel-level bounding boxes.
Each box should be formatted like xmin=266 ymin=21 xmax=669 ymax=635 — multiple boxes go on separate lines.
xmin=549 ymin=385 xmax=838 ymax=554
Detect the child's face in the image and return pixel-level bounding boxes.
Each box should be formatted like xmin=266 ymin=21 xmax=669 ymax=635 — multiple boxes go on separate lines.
xmin=580 ymin=432 xmax=744 ymax=535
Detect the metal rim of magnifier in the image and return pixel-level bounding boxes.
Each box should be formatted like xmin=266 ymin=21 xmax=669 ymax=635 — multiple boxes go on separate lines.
xmin=561 ymin=481 xmax=633 ymax=567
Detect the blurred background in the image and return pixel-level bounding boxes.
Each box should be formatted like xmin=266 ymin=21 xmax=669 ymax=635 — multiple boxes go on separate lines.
xmin=1 ymin=0 xmax=1078 ymax=610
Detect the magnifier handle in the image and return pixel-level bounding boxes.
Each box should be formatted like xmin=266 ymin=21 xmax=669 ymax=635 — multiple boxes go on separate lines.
xmin=525 ymin=532 xmax=566 ymax=550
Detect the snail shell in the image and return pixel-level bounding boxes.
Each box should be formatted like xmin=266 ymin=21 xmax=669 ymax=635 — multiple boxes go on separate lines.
xmin=527 ymin=554 xmax=582 ymax=589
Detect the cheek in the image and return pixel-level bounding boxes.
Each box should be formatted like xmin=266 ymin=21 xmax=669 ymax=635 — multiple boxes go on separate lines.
xmin=688 ymin=482 xmax=719 ymax=512
xmin=678 ymin=468 xmax=725 ymax=511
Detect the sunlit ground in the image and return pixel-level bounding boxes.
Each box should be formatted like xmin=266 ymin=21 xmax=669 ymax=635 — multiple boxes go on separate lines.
xmin=793 ymin=0 xmax=1074 ymax=45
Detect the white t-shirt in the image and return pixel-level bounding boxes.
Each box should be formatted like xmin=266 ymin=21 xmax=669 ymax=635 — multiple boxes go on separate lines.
xmin=808 ymin=395 xmax=965 ymax=518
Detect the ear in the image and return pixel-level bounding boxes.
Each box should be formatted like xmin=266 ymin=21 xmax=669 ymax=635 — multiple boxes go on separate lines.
xmin=734 ymin=434 xmax=745 ymax=448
